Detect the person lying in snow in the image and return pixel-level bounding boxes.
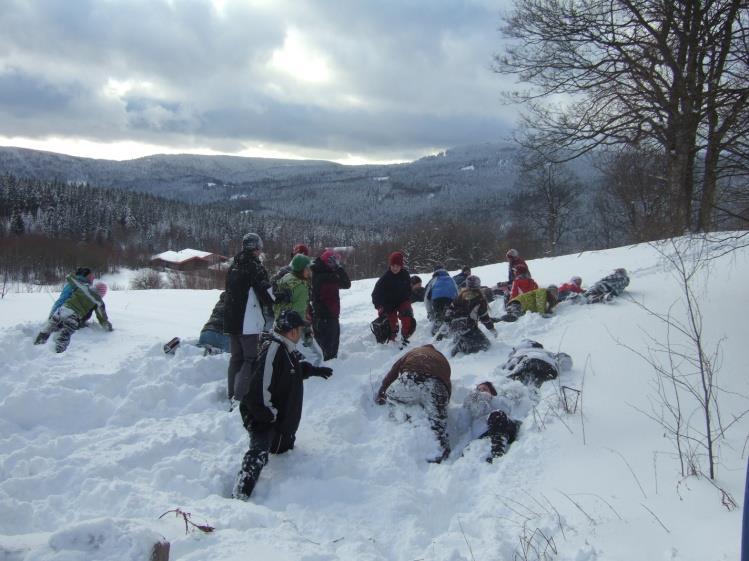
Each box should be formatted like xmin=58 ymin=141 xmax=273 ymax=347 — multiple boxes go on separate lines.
xmin=233 ymin=310 xmax=333 ymax=500
xmin=375 ymin=344 xmax=452 ymax=463
xmin=163 ymin=291 xmax=231 ymax=355
xmin=557 ymin=276 xmax=583 ymax=302
xmin=35 ymin=273 xmax=112 ymax=352
xmin=501 ymin=340 xmax=572 ymax=387
xmin=498 ymin=285 xmax=559 ymax=322
xmin=443 ymin=275 xmax=497 ymax=357
xmin=462 ymin=381 xmax=521 ymax=462
xmin=582 ymin=268 xmax=630 ymax=303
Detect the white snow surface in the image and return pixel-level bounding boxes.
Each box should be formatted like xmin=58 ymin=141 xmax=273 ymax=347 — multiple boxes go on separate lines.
xmin=0 ymin=238 xmax=746 ymax=560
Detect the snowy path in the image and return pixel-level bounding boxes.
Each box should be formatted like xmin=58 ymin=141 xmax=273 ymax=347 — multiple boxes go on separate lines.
xmin=0 ymin=240 xmax=745 ymax=560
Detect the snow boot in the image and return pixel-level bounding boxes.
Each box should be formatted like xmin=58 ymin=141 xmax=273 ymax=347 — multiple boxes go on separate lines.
xmin=34 ymin=332 xmax=49 ymax=345
xmin=163 ymin=337 xmax=180 ymax=354
xmin=232 ymin=449 xmax=268 ymax=500
xmin=486 ymin=411 xmax=520 ymax=462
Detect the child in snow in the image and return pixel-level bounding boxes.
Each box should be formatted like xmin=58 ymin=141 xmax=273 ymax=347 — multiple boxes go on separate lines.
xmin=310 ymin=249 xmax=351 ymax=360
xmin=233 ymin=310 xmax=333 ymax=500
xmin=444 ymin=275 xmax=497 ymax=356
xmin=583 ymin=268 xmax=630 ymax=303
xmin=501 ymin=340 xmax=572 ymax=387
xmin=498 ymin=285 xmax=559 ymax=322
xmin=35 ymin=272 xmax=112 ymax=352
xmin=270 ymin=243 xmax=310 ymax=288
xmin=375 ymin=344 xmax=452 ymax=463
xmin=452 ymin=266 xmax=471 ymax=289
xmin=224 ymin=232 xmax=274 ymax=402
xmin=506 ymin=249 xmax=530 ymax=283
xmin=371 ymin=251 xmax=415 ymax=347
xmin=462 ymin=381 xmax=521 ymax=462
xmin=426 ymin=266 xmax=459 ymax=336
xmin=557 ymin=276 xmax=583 ymax=302
xmin=163 ymin=291 xmax=231 ymax=355
xmin=508 ymin=263 xmax=539 ymax=300
xmin=410 ymin=275 xmax=426 ymax=303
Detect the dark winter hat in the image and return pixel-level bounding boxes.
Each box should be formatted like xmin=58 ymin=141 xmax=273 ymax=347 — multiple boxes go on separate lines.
xmin=291 ymin=254 xmax=311 ymax=273
xmin=292 ymin=243 xmax=310 ymax=256
xmin=275 ymin=310 xmax=305 ymax=333
xmin=477 ymin=381 xmax=498 ymax=396
xmin=466 ymin=275 xmax=481 ymax=289
xmin=389 ymin=252 xmax=404 ymax=267
xmin=411 ymin=275 xmax=423 ymax=285
xmin=242 ymin=232 xmax=263 ymax=251
xmin=461 ymin=266 xmax=471 ymax=274
xmin=75 ymin=267 xmax=92 ymax=278
xmin=433 ymin=263 xmax=445 ymax=272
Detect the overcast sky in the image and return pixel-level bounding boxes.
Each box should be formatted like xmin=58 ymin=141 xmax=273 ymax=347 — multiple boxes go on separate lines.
xmin=0 ymin=0 xmax=517 ymax=163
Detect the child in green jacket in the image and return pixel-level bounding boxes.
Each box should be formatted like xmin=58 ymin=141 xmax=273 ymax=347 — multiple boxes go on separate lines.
xmin=35 ymin=274 xmax=113 ymax=352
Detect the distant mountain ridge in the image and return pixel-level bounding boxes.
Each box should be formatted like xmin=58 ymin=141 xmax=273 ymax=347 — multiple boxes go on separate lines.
xmin=0 ymin=142 xmax=586 ymax=227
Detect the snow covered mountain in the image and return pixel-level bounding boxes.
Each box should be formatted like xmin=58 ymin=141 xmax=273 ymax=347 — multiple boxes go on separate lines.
xmin=0 ymin=236 xmax=745 ymax=560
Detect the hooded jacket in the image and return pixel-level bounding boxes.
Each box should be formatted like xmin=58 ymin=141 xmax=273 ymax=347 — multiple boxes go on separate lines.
xmin=273 ymin=272 xmax=311 ymax=320
xmin=430 ymin=270 xmax=459 ymax=301
xmin=450 ymin=288 xmax=494 ymax=330
xmin=508 ymin=288 xmax=554 ymax=314
xmin=377 ymin=344 xmax=452 ymax=399
xmin=60 ymin=274 xmax=110 ymax=327
xmin=310 ymin=258 xmax=351 ymax=319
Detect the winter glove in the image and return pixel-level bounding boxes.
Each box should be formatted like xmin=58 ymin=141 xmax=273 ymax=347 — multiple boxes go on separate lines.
xmin=375 ymin=392 xmax=387 ymax=405
xmin=489 ymin=327 xmax=498 ymax=338
xmin=102 ymin=320 xmax=114 ymax=332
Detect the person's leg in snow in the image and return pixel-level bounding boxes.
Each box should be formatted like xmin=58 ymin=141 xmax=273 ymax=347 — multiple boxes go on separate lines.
xmin=397 ymin=302 xmax=416 ymax=347
xmin=37 ymin=308 xmax=81 ymax=353
xmin=508 ymin=358 xmax=558 ymax=387
xmin=233 ymin=426 xmax=271 ymax=500
xmin=498 ymin=300 xmax=522 ymax=322
xmin=313 ymin=317 xmax=340 ymax=360
xmin=483 ymin=410 xmax=520 ymax=462
xmin=228 ymin=334 xmax=259 ymax=401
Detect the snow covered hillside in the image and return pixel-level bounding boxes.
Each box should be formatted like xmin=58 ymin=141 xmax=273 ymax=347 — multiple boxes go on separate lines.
xmin=0 ymin=238 xmax=746 ymax=561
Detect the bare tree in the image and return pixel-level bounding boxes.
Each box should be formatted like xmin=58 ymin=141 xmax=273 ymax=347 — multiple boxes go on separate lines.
xmin=494 ymin=0 xmax=749 ymax=233
xmin=511 ymin=152 xmax=581 ymax=255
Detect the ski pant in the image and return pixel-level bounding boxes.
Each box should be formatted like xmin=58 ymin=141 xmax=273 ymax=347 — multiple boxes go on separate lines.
xmin=431 ymin=297 xmax=452 ymax=336
xmin=228 ymin=334 xmax=259 ymax=401
xmin=313 ymin=317 xmax=340 ymax=361
xmin=386 ymin=302 xmax=415 ymax=340
xmin=234 ymin=422 xmax=295 ymax=499
xmin=39 ymin=307 xmax=81 ymax=353
xmin=198 ymin=329 xmax=231 ymax=353
xmin=384 ymin=373 xmax=450 ymax=460
xmin=499 ymin=301 xmax=522 ymax=322
xmin=479 ymin=411 xmax=520 ymax=462
xmin=508 ymin=358 xmax=558 ymax=387
xmin=450 ymin=323 xmax=491 ymax=357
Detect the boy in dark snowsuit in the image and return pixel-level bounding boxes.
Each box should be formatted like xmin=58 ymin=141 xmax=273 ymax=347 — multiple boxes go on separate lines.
xmin=501 ymin=340 xmax=572 ymax=387
xmin=224 ymin=233 xmax=275 ymax=402
xmin=233 ymin=310 xmax=333 ymax=500
xmin=462 ymin=381 xmax=521 ymax=462
xmin=371 ymin=251 xmax=415 ymax=346
xmin=35 ymin=272 xmax=113 ymax=352
xmin=445 ymin=275 xmax=497 ymax=357
xmin=310 ymin=250 xmax=351 ymax=360
xmin=375 ymin=344 xmax=452 ymax=463
xmin=452 ymin=266 xmax=471 ymax=289
xmin=583 ymin=268 xmax=630 ymax=303
xmin=427 ymin=267 xmax=458 ymax=336
xmin=410 ymin=275 xmax=426 ymax=303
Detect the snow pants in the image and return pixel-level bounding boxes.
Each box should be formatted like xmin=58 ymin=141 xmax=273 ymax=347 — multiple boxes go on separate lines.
xmin=233 ymin=422 xmax=295 ymax=500
xmin=386 ymin=302 xmax=415 ymax=341
xmin=384 ymin=373 xmax=450 ymax=461
xmin=198 ymin=329 xmax=231 ymax=353
xmin=449 ymin=320 xmax=491 ymax=357
xmin=479 ymin=411 xmax=520 ymax=462
xmin=498 ymin=301 xmax=522 ymax=322
xmin=430 ymin=297 xmax=452 ymax=336
xmin=228 ymin=334 xmax=259 ymax=401
xmin=37 ymin=307 xmax=81 ymax=353
xmin=313 ymin=317 xmax=340 ymax=361
xmin=508 ymin=358 xmax=558 ymax=387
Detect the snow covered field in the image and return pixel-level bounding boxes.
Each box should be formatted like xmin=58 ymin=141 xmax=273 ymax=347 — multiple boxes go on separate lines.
xmin=0 ymin=237 xmax=746 ymax=561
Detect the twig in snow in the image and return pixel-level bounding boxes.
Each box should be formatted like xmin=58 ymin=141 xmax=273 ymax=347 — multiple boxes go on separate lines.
xmin=456 ymin=517 xmax=476 ymax=561
xmin=158 ymin=508 xmax=214 ymax=534
xmin=640 ymin=503 xmax=670 ymax=534
xmin=605 ymin=447 xmax=647 ymax=499
xmin=556 ymin=490 xmax=596 ymax=525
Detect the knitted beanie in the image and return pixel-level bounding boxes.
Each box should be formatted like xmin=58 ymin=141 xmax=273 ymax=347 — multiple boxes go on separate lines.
xmin=388 ymin=252 xmax=404 ymax=267
xmin=291 ymin=254 xmax=311 ymax=273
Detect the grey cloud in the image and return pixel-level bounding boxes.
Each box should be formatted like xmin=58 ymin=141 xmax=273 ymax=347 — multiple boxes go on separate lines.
xmin=0 ymin=0 xmax=517 ymax=160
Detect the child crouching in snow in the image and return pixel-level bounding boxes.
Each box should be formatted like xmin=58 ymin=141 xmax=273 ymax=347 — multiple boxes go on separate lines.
xmin=35 ymin=272 xmax=112 ymax=352
xmin=462 ymin=381 xmax=521 ymax=462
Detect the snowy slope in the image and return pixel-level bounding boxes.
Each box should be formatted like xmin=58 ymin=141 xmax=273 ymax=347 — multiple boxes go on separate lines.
xmin=0 ymin=238 xmax=746 ymax=561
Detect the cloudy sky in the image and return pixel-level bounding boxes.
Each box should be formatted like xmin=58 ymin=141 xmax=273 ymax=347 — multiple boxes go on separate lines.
xmin=0 ymin=0 xmax=517 ymax=163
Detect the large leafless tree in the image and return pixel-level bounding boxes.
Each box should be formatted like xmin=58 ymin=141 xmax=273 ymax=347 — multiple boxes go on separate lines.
xmin=494 ymin=0 xmax=749 ymax=232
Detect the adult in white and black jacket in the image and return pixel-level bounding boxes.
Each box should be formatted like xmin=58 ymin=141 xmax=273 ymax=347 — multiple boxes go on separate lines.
xmin=224 ymin=233 xmax=275 ymax=402
xmin=233 ymin=310 xmax=333 ymax=500
xmin=310 ymin=249 xmax=351 ymax=360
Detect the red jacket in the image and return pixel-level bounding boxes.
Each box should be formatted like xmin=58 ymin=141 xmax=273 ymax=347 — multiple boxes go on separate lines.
xmin=510 ymin=275 xmax=539 ymax=299
xmin=558 ymin=282 xmax=583 ymax=294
